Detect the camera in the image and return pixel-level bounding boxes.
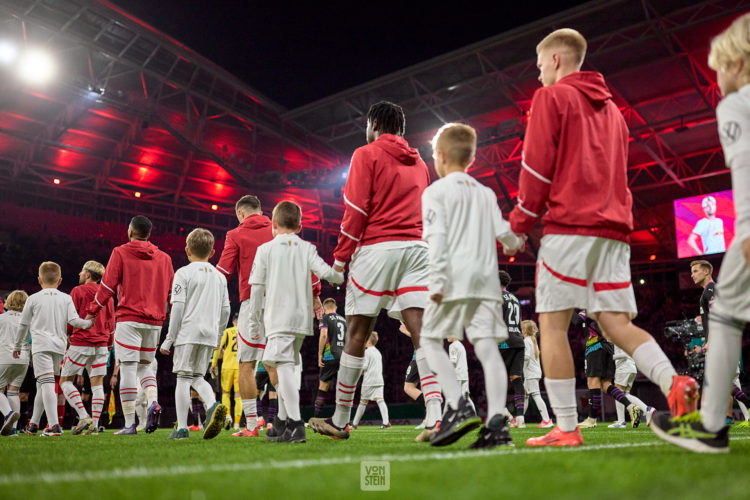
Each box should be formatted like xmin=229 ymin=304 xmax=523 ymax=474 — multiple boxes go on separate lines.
xmin=663 ymin=319 xmax=704 ymax=342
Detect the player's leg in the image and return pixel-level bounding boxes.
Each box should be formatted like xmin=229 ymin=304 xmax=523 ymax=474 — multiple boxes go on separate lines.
xmin=232 ymin=369 xmax=242 ymax=429
xmin=113 ymin=327 xmax=140 ymax=434
xmin=276 ymin=359 xmax=303 ymax=442
xmin=220 ymin=365 xmax=233 ymax=417
xmin=0 ymin=384 xmax=14 ymax=435
xmin=375 ymin=391 xmax=390 ymax=428
xmin=173 ymin=372 xmax=192 ymax=437
xmin=55 ymin=377 xmax=65 ymax=427
xmin=352 ymin=398 xmax=368 ymax=428
xmin=238 ymin=361 xmax=258 ymax=432
xmin=26 ymin=379 xmax=45 ymax=433
xmin=403 ymin=308 xmax=444 ymax=433
xmin=526 ymin=379 xmax=552 ymax=426
xmin=508 ymin=350 xmax=525 ymax=428
xmin=539 ymin=309 xmax=577 ymax=430
xmin=33 ymin=352 xmax=61 ymax=435
xmin=314 ymin=365 xmax=333 ymax=418
xmin=60 ymin=349 xmax=93 ymax=434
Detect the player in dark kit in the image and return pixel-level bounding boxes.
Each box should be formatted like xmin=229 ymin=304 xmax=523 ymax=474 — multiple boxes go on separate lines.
xmin=498 ymin=271 xmax=526 ymax=428
xmin=313 ymin=299 xmax=347 ymax=418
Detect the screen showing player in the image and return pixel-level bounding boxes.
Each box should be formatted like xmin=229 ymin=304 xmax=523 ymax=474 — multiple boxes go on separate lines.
xmin=674 ymin=189 xmax=734 ymax=259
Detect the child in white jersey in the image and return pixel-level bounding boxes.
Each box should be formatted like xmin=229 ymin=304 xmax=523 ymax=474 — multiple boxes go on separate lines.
xmin=249 ymin=201 xmax=344 ymax=443
xmin=521 ymin=320 xmax=553 ymax=428
xmin=0 ymin=290 xmax=29 ymax=435
xmin=420 ymin=123 xmax=524 ymax=448
xmin=160 ymin=228 xmax=231 ymax=440
xmin=352 ymin=332 xmax=389 ymax=429
xmin=447 ymin=338 xmax=475 ymax=413
xmin=13 ymin=262 xmax=93 ymax=437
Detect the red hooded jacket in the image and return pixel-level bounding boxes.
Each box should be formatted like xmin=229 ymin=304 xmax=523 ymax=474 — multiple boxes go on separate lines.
xmin=88 ymin=240 xmax=174 ymax=326
xmin=334 ymin=133 xmax=430 ymax=265
xmin=509 ymin=71 xmax=633 ymax=241
xmin=217 ymin=214 xmax=273 ymax=303
xmin=70 ymin=282 xmax=115 ymax=347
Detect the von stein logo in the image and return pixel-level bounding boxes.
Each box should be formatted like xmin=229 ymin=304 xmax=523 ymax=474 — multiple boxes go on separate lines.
xmin=360 ymin=461 xmax=390 ymax=491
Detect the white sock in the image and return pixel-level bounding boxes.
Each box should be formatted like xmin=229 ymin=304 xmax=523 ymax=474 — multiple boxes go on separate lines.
xmin=738 ymin=400 xmax=750 ymax=421
xmin=631 ymin=341 xmax=676 ymax=396
xmin=421 ymin=338 xmax=461 ymax=409
xmin=7 ymin=389 xmax=20 ymax=427
xmin=242 ymin=399 xmax=257 ymax=430
xmin=277 ymin=363 xmax=300 ymax=421
xmin=120 ymin=362 xmax=139 ymax=427
xmin=615 ymin=400 xmax=625 ymax=423
xmin=545 ymin=378 xmax=577 ymax=432
xmin=532 ymin=392 xmax=551 ymax=421
xmin=137 ymin=363 xmax=158 ymax=406
xmin=701 ymin=315 xmax=744 ymax=432
xmin=277 ymin=390 xmax=287 ymax=421
xmin=376 ymin=399 xmax=389 ymax=425
xmin=191 ymin=376 xmax=216 ymax=408
xmin=39 ymin=376 xmax=58 ymax=428
xmin=31 ymin=381 xmax=44 ymax=425
xmin=625 ymin=391 xmax=648 ymax=413
xmin=61 ymin=380 xmax=89 ymax=419
xmin=415 ymin=347 xmax=443 ymax=427
xmin=135 ymin=393 xmax=147 ymax=426
xmin=352 ymin=401 xmax=367 ymax=426
xmin=332 ymin=352 xmax=365 ymax=428
xmin=176 ymin=375 xmax=192 ymax=429
xmin=523 ymin=395 xmax=529 ymax=415
xmin=465 ymin=395 xmax=476 ymax=415
xmin=473 ymin=338 xmax=508 ymax=419
xmin=90 ymin=385 xmax=104 ymax=427
xmin=0 ymin=392 xmax=11 ymax=415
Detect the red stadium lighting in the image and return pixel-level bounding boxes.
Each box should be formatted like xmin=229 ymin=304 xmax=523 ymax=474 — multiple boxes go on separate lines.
xmin=53 ymin=178 xmax=60 ymax=185
xmin=211 ymin=204 xmax=218 ymax=211
xmin=649 ymin=254 xmax=656 ymax=261
xmin=509 ymin=256 xmax=516 ymax=263
xmin=134 ymin=191 xmax=141 ymax=198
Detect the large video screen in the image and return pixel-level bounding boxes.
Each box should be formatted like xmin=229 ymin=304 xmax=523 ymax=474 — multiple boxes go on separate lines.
xmin=674 ymin=189 xmax=734 ymax=259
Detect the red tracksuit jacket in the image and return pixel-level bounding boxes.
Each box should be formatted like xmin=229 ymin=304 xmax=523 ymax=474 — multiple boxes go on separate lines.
xmin=69 ymin=282 xmax=114 ymax=347
xmin=334 ymin=133 xmax=430 ymax=265
xmin=88 ymin=240 xmax=174 ymax=326
xmin=216 ymin=214 xmax=273 ymax=303
xmin=509 ymin=71 xmax=633 ymax=242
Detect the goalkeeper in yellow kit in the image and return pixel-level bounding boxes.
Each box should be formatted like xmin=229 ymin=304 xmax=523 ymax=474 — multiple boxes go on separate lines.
xmin=211 ymin=314 xmax=242 ymax=430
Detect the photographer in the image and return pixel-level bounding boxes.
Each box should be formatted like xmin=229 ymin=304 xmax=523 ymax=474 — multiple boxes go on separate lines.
xmin=690 ymin=260 xmax=714 ymax=349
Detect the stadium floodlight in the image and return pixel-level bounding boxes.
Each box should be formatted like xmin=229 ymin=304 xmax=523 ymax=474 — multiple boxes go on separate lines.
xmin=17 ymin=49 xmax=55 ymax=84
xmin=0 ymin=41 xmax=17 ymax=65
xmin=211 ymin=204 xmax=218 ymax=211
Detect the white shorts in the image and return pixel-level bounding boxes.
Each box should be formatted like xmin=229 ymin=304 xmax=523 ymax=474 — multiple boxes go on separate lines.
xmin=459 ymin=380 xmax=470 ymax=396
xmin=61 ymin=346 xmax=109 ymax=377
xmin=422 ymin=299 xmax=508 ymax=343
xmin=0 ymin=364 xmax=28 ymax=388
xmin=32 ymin=351 xmax=63 ymax=378
xmin=361 ymin=385 xmax=384 ymax=401
xmin=237 ymin=299 xmax=265 ymax=363
xmin=262 ymin=333 xmax=304 ymax=367
xmin=614 ymin=358 xmax=637 ymax=387
xmin=536 ymin=234 xmax=637 ymax=318
xmin=345 ymin=242 xmax=429 ymax=320
xmin=712 ymin=237 xmax=750 ymax=323
xmin=114 ymin=322 xmax=160 ymax=363
xmin=524 ymin=378 xmax=541 ymax=395
xmin=172 ymin=344 xmax=214 ymax=375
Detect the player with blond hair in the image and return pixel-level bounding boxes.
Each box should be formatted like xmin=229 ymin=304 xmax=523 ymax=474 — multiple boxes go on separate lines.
xmin=652 ymin=13 xmax=750 ymax=452
xmin=0 ymin=290 xmax=29 ymax=435
xmin=160 ymin=228 xmax=231 ymax=440
xmin=420 ymin=122 xmax=525 ymax=448
xmin=511 ymin=28 xmax=697 ymax=447
xmin=352 ymin=331 xmax=390 ymax=429
xmin=13 ymin=262 xmax=93 ymax=437
xmin=59 ymin=260 xmax=115 ymax=435
xmin=520 ymin=320 xmax=553 ymax=428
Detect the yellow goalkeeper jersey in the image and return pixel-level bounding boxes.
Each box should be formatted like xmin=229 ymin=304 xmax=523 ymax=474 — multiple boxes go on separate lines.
xmin=212 ymin=326 xmax=238 ymax=371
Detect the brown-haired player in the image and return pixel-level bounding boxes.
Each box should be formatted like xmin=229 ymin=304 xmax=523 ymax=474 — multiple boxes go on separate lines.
xmin=59 ymin=260 xmax=115 ymax=435
xmin=309 ymin=101 xmax=444 ymax=441
xmin=86 ymin=215 xmax=174 ymax=435
xmin=313 ymin=298 xmax=347 ymax=418
xmin=160 ymin=228 xmax=231 ymax=440
xmin=0 ymin=290 xmax=29 ymax=435
xmin=248 ymin=201 xmax=343 ymax=442
xmin=12 ymin=262 xmax=94 ymax=437
xmin=510 ymin=28 xmax=697 ymax=447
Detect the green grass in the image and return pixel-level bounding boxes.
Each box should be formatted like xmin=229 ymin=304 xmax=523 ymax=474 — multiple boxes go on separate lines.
xmin=2 ymin=422 xmax=749 ymax=500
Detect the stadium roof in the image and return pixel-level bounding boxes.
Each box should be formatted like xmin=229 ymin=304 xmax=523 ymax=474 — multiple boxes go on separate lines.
xmin=0 ymin=0 xmax=746 ymax=265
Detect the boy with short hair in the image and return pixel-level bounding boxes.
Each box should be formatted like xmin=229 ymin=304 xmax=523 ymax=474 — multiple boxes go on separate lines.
xmin=160 ymin=228 xmax=231 ymax=440
xmin=0 ymin=290 xmax=28 ymax=435
xmin=60 ymin=260 xmax=115 ymax=435
xmin=13 ymin=262 xmax=93 ymax=437
xmin=420 ymin=123 xmax=525 ymax=448
xmin=447 ymin=338 xmax=475 ymax=414
xmin=352 ymin=332 xmax=389 ymax=429
xmin=248 ymin=201 xmax=344 ymax=443
xmin=652 ymin=13 xmax=750 ymax=452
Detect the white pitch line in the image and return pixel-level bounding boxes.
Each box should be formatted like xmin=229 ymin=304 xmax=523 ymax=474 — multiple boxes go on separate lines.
xmin=0 ymin=439 xmax=666 ymax=486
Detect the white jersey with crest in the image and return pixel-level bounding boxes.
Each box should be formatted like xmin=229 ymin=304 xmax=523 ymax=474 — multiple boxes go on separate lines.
xmin=249 ymin=233 xmax=343 ymax=337
xmin=449 ymin=340 xmax=469 ymax=381
xmin=421 ymin=171 xmax=522 ymax=302
xmin=171 ymin=261 xmax=230 ymax=346
xmin=16 ymin=289 xmax=90 ymax=355
xmin=362 ymin=345 xmax=384 ymax=387
xmin=0 ymin=311 xmax=29 ymax=364
xmin=523 ymin=336 xmax=542 ymax=380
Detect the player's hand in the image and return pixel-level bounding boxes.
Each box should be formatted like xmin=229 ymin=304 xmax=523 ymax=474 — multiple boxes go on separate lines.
xmin=159 ymin=347 xmax=170 ymax=355
xmin=76 ymin=375 xmax=84 ymax=386
xmin=313 ymin=296 xmax=323 ymax=320
xmin=503 ymin=234 xmax=527 ymax=256
xmin=12 ymin=350 xmax=20 ymax=359
xmin=210 ymin=365 xmax=217 ymax=378
xmin=430 ymin=292 xmax=443 ymax=305
xmin=398 ymin=321 xmax=411 ymax=337
xmin=85 ymin=314 xmax=96 ymax=320
xmin=110 ymin=374 xmax=118 ymax=387
xmin=318 ymin=354 xmax=324 ymax=368
xmin=333 ymin=264 xmax=344 ymax=273
xmin=742 ymin=237 xmax=750 ymax=268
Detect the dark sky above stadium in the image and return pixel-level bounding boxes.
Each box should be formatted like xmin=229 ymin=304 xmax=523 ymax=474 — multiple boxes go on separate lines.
xmin=112 ymin=0 xmax=590 ymax=109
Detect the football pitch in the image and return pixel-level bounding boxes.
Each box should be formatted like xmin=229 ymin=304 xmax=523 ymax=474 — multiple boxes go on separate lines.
xmin=2 ymin=423 xmax=749 ymax=500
